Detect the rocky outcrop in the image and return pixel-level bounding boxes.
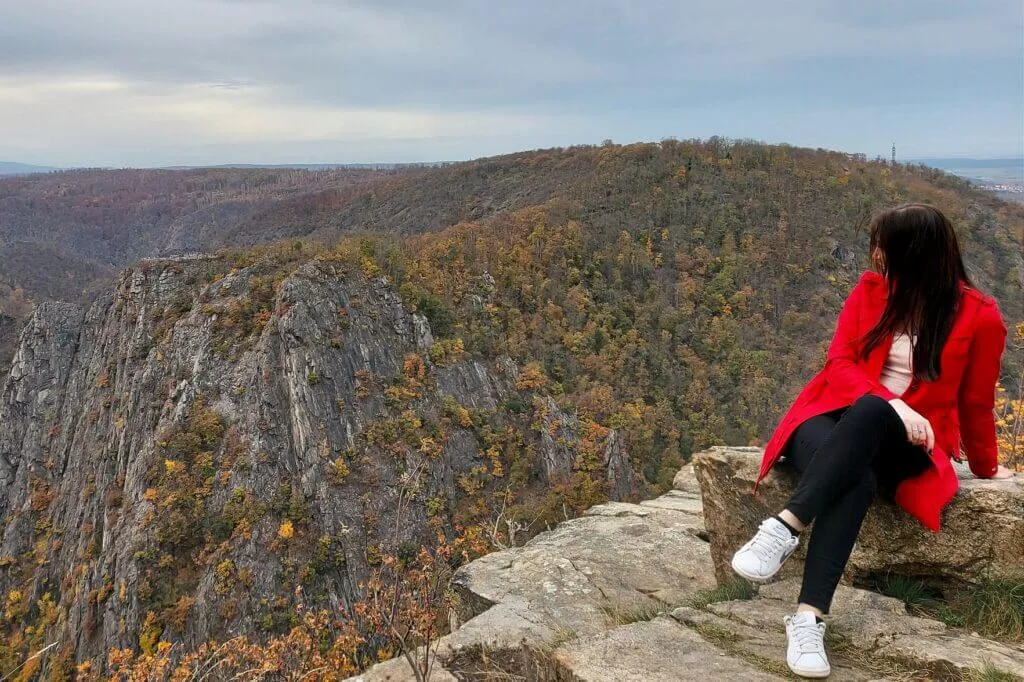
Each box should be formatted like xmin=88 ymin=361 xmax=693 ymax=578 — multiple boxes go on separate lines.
xmin=350 ymin=462 xmax=1024 ymax=681
xmin=692 ymin=446 xmax=1024 ymax=588
xmin=675 ymin=579 xmax=1024 ymax=680
xmin=0 ymin=256 xmax=636 ymax=666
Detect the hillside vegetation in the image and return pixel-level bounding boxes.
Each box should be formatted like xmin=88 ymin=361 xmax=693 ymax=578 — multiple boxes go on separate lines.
xmin=322 ymin=140 xmax=1023 ymax=485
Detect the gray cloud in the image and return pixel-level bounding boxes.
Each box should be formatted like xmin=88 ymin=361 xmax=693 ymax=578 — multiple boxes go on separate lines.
xmin=0 ymin=0 xmax=1020 ymax=165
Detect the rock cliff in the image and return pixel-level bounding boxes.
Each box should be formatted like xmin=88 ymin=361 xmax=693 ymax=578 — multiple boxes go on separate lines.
xmin=0 ymin=254 xmax=635 ymax=666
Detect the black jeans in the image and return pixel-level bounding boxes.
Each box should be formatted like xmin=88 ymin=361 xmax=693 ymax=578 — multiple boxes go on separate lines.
xmin=781 ymin=395 xmax=932 ymax=613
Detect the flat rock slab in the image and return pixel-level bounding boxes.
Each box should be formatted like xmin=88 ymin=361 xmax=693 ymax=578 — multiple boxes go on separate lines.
xmin=671 ymin=607 xmax=877 ymax=681
xmin=350 ymin=457 xmax=1024 ymax=682
xmin=692 ymin=446 xmax=1024 ymax=586
xmin=639 ymin=489 xmax=706 ymax=515
xmin=452 ymin=499 xmax=715 ymax=640
xmin=706 ymin=579 xmax=1024 ymax=679
xmin=552 ymin=616 xmax=784 ymax=681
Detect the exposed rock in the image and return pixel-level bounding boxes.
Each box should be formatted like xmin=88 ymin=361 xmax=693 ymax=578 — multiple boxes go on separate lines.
xmin=351 ymin=459 xmax=1024 ymax=681
xmin=692 ymin=446 xmax=1024 ymax=587
xmin=689 ymin=579 xmax=1024 ymax=679
xmin=0 ymin=257 xmax=635 ymax=666
xmin=448 ymin=489 xmax=712 ymax=641
xmin=347 ymin=653 xmax=458 ymax=682
xmin=551 ymin=616 xmax=781 ymax=681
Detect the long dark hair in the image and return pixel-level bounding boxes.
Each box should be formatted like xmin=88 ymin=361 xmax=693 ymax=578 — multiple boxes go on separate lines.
xmin=859 ymin=203 xmax=973 ymax=382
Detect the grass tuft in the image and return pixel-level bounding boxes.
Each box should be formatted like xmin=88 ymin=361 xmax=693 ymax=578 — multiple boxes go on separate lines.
xmin=966 ymin=661 xmax=1022 ymax=682
xmin=599 ymin=600 xmax=663 ymax=626
xmin=878 ymin=574 xmax=938 ymax=608
xmin=949 ymin=577 xmax=1024 ymax=643
xmin=879 ymin=573 xmax=1024 ymax=645
xmin=689 ymin=579 xmax=757 ymax=610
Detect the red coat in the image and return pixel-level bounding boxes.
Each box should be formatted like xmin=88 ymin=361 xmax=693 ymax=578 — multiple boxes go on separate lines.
xmin=758 ymin=270 xmax=1007 ymax=531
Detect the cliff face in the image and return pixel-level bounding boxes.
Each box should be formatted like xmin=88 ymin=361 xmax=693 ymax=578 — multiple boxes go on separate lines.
xmin=0 ymin=255 xmax=634 ymax=664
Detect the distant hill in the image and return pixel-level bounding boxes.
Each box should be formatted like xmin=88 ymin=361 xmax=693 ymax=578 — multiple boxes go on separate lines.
xmin=0 ymin=165 xmax=397 ymax=371
xmin=162 ymin=162 xmax=446 ymax=171
xmin=0 ymin=161 xmax=60 ymax=176
xmin=912 ymin=157 xmax=1023 ymax=171
xmin=1 ymin=143 xmax=1021 ymax=381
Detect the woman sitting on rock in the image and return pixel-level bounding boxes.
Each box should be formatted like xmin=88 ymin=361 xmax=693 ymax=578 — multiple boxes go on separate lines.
xmin=730 ymin=203 xmax=1013 ymax=679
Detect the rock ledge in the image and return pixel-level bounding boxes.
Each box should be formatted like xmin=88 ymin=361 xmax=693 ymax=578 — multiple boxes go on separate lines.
xmin=349 ymin=457 xmax=1024 ymax=681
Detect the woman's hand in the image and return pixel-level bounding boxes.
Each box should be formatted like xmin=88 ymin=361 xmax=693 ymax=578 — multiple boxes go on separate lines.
xmin=888 ymin=399 xmax=935 ymax=452
xmin=990 ymin=464 xmax=1015 ymax=479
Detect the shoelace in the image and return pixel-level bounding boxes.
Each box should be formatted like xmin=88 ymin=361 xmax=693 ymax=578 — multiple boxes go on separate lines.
xmin=748 ymin=524 xmax=788 ymax=561
xmin=790 ymin=620 xmax=825 ymax=653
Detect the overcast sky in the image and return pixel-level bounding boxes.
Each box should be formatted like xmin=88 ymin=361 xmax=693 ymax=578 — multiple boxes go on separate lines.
xmin=1 ymin=0 xmax=1021 ymax=167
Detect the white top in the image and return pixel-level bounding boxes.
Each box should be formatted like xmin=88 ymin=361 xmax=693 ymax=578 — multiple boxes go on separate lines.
xmin=879 ymin=333 xmax=915 ymax=396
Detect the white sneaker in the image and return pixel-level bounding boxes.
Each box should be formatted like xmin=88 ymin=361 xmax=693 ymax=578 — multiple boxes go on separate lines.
xmin=730 ymin=517 xmax=799 ymax=582
xmin=785 ymin=611 xmax=831 ymax=678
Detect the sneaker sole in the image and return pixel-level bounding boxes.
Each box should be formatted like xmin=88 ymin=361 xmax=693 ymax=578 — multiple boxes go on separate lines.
xmin=788 ymin=663 xmax=831 ymax=679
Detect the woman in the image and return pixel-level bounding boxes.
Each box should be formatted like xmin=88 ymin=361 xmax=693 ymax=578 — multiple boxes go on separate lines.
xmin=730 ymin=204 xmax=1013 ymax=679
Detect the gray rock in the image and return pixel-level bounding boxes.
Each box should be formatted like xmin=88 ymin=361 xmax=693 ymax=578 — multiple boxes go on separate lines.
xmin=692 ymin=446 xmax=1024 ymax=587
xmin=706 ymin=579 xmax=1024 ymax=679
xmin=347 ymin=652 xmax=457 ymax=682
xmin=451 ymin=499 xmax=715 ymax=639
xmin=551 ymin=616 xmax=784 ymax=681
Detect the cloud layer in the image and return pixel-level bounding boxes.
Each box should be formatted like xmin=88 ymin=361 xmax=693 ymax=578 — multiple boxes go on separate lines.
xmin=1 ymin=0 xmax=1020 ymax=165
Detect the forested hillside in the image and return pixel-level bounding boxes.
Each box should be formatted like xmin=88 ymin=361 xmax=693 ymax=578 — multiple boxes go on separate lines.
xmin=0 ymin=140 xmax=1022 ymax=678
xmin=325 ymin=140 xmax=1023 ymax=485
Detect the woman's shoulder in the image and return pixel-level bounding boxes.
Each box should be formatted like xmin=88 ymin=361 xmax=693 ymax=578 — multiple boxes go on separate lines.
xmin=960 ymin=284 xmax=998 ymax=307
xmin=847 ymin=270 xmax=885 ymax=299
xmin=960 ymin=286 xmax=1005 ymax=332
xmin=856 ymin=270 xmax=884 ymax=286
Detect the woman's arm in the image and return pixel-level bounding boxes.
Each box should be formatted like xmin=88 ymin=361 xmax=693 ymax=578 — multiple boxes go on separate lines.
xmin=822 ymin=278 xmax=900 ymax=403
xmin=958 ymin=303 xmax=1007 ymax=478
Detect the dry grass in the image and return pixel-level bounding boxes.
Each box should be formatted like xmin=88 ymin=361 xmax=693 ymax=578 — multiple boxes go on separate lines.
xmin=599 ymin=599 xmax=664 ymax=626
xmin=688 ymin=579 xmax=757 ymax=609
xmin=948 ymin=577 xmax=1024 ymax=643
xmin=966 ymin=662 xmax=1024 ymax=682
xmin=880 ymin=574 xmax=1024 ymax=644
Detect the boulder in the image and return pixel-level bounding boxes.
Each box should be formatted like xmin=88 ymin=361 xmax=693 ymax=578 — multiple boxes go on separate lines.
xmin=448 ymin=481 xmax=714 ymax=640
xmin=692 ymin=446 xmax=1024 ymax=588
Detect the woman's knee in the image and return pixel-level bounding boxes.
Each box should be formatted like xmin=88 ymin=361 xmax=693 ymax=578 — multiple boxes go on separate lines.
xmin=849 ymin=394 xmax=900 ymax=426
